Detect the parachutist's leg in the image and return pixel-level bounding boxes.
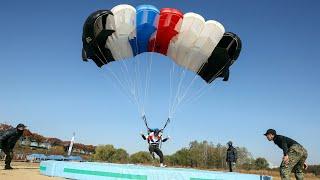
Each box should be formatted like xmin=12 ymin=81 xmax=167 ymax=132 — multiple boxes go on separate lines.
xmin=154 ymin=148 xmax=164 ymax=164
xmin=149 ymin=145 xmax=155 ymax=159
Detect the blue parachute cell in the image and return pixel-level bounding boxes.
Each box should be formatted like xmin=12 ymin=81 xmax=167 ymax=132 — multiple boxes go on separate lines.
xmin=129 ymin=5 xmax=159 ymax=55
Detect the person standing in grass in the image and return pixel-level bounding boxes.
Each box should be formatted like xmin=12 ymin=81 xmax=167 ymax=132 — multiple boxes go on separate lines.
xmin=264 ymin=129 xmax=308 ymax=180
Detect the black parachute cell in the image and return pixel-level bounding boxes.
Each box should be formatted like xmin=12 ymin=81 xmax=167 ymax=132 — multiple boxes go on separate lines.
xmin=82 ymin=10 xmax=115 ymax=67
xmin=198 ymin=32 xmax=242 ymax=83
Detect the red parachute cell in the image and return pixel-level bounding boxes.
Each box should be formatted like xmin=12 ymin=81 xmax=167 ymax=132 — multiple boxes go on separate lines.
xmin=148 ymin=8 xmax=183 ymax=55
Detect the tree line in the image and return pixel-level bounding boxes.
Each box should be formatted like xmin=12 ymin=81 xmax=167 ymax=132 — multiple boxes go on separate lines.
xmin=93 ymin=141 xmax=270 ymax=170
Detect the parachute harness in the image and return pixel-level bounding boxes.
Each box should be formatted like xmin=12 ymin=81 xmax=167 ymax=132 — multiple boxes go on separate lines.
xmin=142 ymin=115 xmax=170 ymax=149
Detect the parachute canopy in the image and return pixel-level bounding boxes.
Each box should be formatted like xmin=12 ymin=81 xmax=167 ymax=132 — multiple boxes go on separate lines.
xmin=82 ymin=4 xmax=242 ymax=83
xmin=82 ymin=10 xmax=115 ymax=67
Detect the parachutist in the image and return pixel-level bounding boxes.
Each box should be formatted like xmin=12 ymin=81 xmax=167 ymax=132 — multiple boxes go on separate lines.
xmin=141 ymin=116 xmax=170 ymax=167
xmin=141 ymin=128 xmax=169 ymax=167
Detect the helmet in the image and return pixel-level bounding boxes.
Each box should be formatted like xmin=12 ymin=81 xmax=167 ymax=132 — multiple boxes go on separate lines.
xmin=227 ymin=141 xmax=233 ymax=146
xmin=149 ymin=128 xmax=161 ymax=136
xmin=16 ymin=123 xmax=26 ymax=129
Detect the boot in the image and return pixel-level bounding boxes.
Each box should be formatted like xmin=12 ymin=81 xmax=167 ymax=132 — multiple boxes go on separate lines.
xmin=160 ymin=163 xmax=167 ymax=167
xmin=4 ymin=165 xmax=13 ymax=170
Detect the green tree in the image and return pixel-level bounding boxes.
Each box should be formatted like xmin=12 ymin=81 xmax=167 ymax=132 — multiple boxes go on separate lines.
xmin=214 ymin=143 xmax=227 ymax=169
xmin=188 ymin=141 xmax=209 ymax=168
xmin=94 ymin=145 xmax=116 ymax=162
xmin=169 ymin=148 xmax=191 ymax=167
xmin=110 ymin=148 xmax=129 ymax=163
xmin=306 ymin=165 xmax=320 ymax=176
xmin=254 ymin=157 xmax=269 ymax=170
xmin=129 ymin=151 xmax=153 ymax=164
xmin=236 ymin=147 xmax=253 ymax=165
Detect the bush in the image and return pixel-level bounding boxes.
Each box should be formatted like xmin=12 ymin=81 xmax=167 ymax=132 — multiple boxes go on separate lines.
xmin=254 ymin=157 xmax=269 ymax=170
xmin=110 ymin=148 xmax=129 ymax=163
xmin=129 ymin=151 xmax=153 ymax=164
xmin=93 ymin=145 xmax=116 ymax=162
xmin=93 ymin=145 xmax=129 ymax=163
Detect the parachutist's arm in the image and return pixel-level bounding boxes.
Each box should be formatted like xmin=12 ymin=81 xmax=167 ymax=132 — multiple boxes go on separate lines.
xmin=141 ymin=134 xmax=147 ymax=140
xmin=162 ymin=136 xmax=170 ymax=142
xmin=140 ymin=131 xmax=147 ymax=140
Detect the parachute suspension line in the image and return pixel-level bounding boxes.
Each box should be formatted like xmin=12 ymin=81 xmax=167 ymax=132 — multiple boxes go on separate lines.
xmin=110 ymin=38 xmax=144 ymax=115
xmin=111 ymin=36 xmax=142 ymax=103
xmin=142 ymin=27 xmax=160 ymax=117
xmin=140 ymin=53 xmax=149 ymax=115
xmin=99 ymin=41 xmax=137 ymax=108
xmin=133 ymin=35 xmax=145 ymax=116
xmin=169 ymin=65 xmax=190 ymax=117
xmin=169 ymin=57 xmax=188 ymax=118
xmin=169 ymin=55 xmax=198 ymax=117
xmin=116 ymin=58 xmax=132 ymax=95
xmin=96 ymin=45 xmax=131 ymax=96
xmin=133 ymin=56 xmax=144 ymax=116
xmin=101 ymin=72 xmax=136 ymax=106
xmin=183 ymin=61 xmax=228 ymax=105
xmin=93 ymin=46 xmax=137 ymax=107
xmin=116 ymin=49 xmax=135 ymax=96
xmin=173 ymin=60 xmax=208 ymax=113
xmin=131 ymin=59 xmax=142 ymax=112
xmin=92 ymin=40 xmax=142 ymax=115
xmin=171 ymin=66 xmax=188 ymax=115
xmin=169 ymin=18 xmax=201 ymax=118
xmin=187 ymin=39 xmax=236 ymax=106
xmin=168 ymin=61 xmax=176 ymax=118
xmin=169 ymin=56 xmax=190 ymax=118
xmin=96 ymin=43 xmax=132 ymax=97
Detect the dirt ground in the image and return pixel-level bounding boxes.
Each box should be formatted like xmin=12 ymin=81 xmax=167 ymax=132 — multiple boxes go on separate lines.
xmin=0 ymin=161 xmax=318 ymax=180
xmin=0 ymin=161 xmax=63 ymax=180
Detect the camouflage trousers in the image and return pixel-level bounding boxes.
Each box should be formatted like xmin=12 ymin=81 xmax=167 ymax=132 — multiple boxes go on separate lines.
xmin=280 ymin=144 xmax=308 ymax=180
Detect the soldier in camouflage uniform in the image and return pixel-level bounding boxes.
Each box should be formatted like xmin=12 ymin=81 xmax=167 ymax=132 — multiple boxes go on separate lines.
xmin=264 ymin=129 xmax=308 ymax=180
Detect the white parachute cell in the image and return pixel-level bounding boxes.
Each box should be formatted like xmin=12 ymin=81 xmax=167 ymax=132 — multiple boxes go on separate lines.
xmin=167 ymin=13 xmax=205 ymax=72
xmin=106 ymin=4 xmax=136 ymax=60
xmin=94 ymin=14 xmax=115 ymax=37
xmin=185 ymin=20 xmax=225 ymax=72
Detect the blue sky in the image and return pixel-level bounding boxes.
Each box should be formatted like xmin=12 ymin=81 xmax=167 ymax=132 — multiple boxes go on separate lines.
xmin=0 ymin=0 xmax=319 ymax=165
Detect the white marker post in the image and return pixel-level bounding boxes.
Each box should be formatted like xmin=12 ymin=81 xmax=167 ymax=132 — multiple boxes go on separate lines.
xmin=67 ymin=132 xmax=75 ymax=156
